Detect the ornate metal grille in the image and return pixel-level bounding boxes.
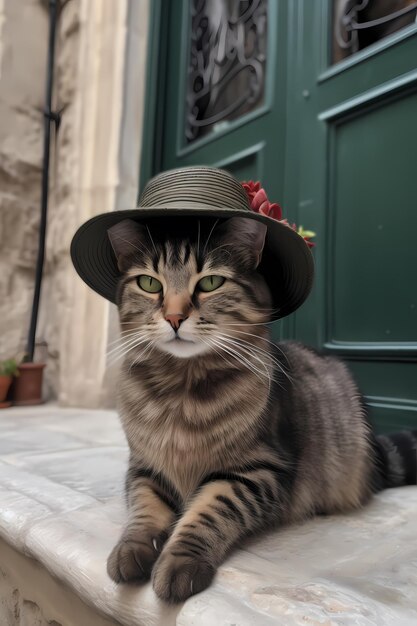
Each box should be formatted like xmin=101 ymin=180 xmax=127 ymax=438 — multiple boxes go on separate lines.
xmin=185 ymin=0 xmax=267 ymax=143
xmin=333 ymin=0 xmax=417 ymax=64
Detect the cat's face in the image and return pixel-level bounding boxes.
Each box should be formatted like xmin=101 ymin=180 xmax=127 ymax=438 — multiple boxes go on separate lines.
xmin=108 ymin=217 xmax=272 ymax=360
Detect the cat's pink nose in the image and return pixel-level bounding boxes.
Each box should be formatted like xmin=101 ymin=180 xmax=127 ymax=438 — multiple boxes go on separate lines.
xmin=165 ymin=313 xmax=188 ymax=331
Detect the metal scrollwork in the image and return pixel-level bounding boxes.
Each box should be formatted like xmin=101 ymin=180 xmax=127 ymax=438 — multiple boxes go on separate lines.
xmin=186 ymin=0 xmax=267 ymax=143
xmin=333 ymin=0 xmax=417 ymax=63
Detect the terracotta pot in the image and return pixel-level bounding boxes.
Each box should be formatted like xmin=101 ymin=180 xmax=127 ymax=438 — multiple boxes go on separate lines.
xmin=12 ymin=363 xmax=46 ymax=406
xmin=0 ymin=375 xmax=12 ymax=408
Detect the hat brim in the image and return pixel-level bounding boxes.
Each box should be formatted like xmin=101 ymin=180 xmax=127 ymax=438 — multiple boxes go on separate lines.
xmin=70 ymin=207 xmax=314 ymax=320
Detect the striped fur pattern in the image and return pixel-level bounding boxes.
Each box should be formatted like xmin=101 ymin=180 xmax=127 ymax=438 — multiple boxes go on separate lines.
xmin=106 ymin=216 xmax=417 ymax=603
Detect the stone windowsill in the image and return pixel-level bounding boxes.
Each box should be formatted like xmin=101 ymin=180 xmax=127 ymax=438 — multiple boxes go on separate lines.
xmin=0 ymin=405 xmax=416 ymax=625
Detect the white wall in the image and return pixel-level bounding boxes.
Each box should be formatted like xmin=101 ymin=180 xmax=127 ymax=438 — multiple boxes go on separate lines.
xmin=0 ymin=0 xmax=150 ymax=407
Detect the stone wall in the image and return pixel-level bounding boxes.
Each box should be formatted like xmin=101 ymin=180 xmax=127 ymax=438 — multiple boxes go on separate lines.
xmin=0 ymin=0 xmax=150 ymax=407
xmin=0 ymin=0 xmax=48 ymax=374
xmin=37 ymin=0 xmax=82 ymax=402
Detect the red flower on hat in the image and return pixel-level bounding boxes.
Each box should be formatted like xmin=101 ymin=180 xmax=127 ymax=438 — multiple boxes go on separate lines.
xmin=242 ymin=181 xmax=316 ymax=248
xmin=241 ymin=181 xmax=283 ymax=221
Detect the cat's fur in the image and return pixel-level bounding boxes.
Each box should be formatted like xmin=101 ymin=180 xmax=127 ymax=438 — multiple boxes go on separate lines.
xmin=106 ymin=216 xmax=417 ymax=603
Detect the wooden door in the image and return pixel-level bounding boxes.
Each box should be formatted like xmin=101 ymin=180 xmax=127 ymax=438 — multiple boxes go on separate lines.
xmin=293 ymin=0 xmax=417 ymax=431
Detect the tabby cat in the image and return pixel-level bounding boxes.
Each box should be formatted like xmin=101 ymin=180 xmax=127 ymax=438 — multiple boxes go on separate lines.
xmin=106 ymin=215 xmax=416 ymax=603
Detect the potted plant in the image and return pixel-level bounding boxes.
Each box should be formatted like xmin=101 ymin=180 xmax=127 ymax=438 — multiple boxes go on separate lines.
xmin=0 ymin=359 xmax=19 ymax=409
xmin=11 ymin=355 xmax=46 ymax=406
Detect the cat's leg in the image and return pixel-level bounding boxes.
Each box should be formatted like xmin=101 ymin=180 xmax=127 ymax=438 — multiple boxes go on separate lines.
xmin=107 ymin=468 xmax=180 ymax=583
xmin=152 ymin=461 xmax=291 ymax=602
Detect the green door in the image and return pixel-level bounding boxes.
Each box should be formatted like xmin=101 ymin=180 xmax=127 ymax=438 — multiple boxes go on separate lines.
xmin=294 ymin=0 xmax=417 ymax=431
xmin=142 ymin=0 xmax=417 ymax=432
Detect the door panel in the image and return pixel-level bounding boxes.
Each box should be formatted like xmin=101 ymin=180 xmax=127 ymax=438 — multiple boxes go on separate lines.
xmin=332 ymin=91 xmax=417 ymax=344
xmin=296 ymin=0 xmax=417 ymax=430
xmin=349 ymin=361 xmax=417 ymax=402
xmin=212 ymin=142 xmax=266 ymax=181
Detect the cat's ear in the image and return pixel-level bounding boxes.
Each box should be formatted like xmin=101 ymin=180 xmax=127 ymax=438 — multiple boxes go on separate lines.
xmin=216 ymin=217 xmax=267 ymax=269
xmin=107 ymin=219 xmax=147 ymax=272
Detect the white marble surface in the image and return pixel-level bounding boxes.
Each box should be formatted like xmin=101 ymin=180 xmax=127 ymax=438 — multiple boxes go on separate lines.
xmin=0 ymin=405 xmax=417 ymax=625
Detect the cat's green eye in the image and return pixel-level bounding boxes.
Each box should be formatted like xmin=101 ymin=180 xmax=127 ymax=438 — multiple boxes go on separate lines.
xmin=137 ymin=275 xmax=163 ymax=294
xmin=197 ymin=275 xmax=225 ymax=293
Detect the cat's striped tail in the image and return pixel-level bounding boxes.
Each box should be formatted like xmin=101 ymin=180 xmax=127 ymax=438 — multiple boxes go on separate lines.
xmin=373 ymin=431 xmax=417 ymax=489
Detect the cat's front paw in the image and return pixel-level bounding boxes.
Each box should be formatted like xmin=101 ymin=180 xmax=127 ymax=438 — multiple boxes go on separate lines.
xmin=152 ymin=550 xmax=215 ymax=603
xmin=107 ymin=530 xmax=168 ymax=583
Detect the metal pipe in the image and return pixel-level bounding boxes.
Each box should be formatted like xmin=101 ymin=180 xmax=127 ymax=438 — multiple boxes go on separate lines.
xmin=26 ymin=0 xmax=59 ymax=361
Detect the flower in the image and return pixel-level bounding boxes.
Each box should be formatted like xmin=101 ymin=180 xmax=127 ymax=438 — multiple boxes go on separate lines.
xmin=296 ymin=226 xmax=316 ymax=248
xmin=280 ymin=220 xmax=316 ymax=248
xmin=242 ymin=182 xmax=283 ymax=220
xmin=242 ymin=181 xmax=316 ymax=248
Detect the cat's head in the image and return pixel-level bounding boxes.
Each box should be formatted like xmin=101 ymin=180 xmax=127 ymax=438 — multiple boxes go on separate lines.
xmin=108 ymin=217 xmax=272 ymax=360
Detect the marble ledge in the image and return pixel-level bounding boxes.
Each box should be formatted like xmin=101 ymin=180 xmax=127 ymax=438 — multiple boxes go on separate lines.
xmin=0 ymin=405 xmax=416 ymax=625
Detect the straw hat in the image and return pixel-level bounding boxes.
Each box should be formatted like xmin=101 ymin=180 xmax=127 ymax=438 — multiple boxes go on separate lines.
xmin=71 ymin=166 xmax=314 ymax=319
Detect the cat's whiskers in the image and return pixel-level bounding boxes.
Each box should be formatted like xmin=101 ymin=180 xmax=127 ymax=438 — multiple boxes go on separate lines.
xmin=208 ymin=337 xmax=264 ymax=381
xmin=107 ymin=335 xmax=150 ymax=365
xmin=220 ymin=332 xmax=292 ymax=383
xmin=219 ymin=331 xmax=290 ymax=381
xmin=222 ymin=328 xmax=274 ymax=345
xmin=202 ymin=218 xmax=219 ymax=255
xmin=208 ymin=337 xmax=272 ymax=390
xmin=230 ymin=330 xmax=292 ymax=371
xmin=221 ymin=320 xmax=276 ymax=327
xmin=111 ymin=233 xmax=152 ymax=257
xmin=145 ymin=224 xmax=158 ymax=256
xmin=199 ymin=337 xmax=236 ymax=370
xmin=129 ymin=339 xmax=156 ymax=372
xmin=119 ymin=322 xmax=156 ymax=327
xmin=107 ymin=344 xmax=149 ymax=367
xmin=215 ymin=336 xmax=275 ymax=389
xmin=117 ymin=324 xmax=156 ymax=335
xmin=108 ymin=342 xmax=151 ymax=368
xmin=207 ymin=241 xmax=234 ymax=253
xmin=205 ymin=243 xmax=233 ymax=259
xmin=109 ymin=323 xmax=157 ymax=345
xmin=107 ymin=329 xmax=146 ymax=347
xmin=107 ymin=331 xmax=147 ymax=355
xmin=196 ymin=220 xmax=201 ymax=258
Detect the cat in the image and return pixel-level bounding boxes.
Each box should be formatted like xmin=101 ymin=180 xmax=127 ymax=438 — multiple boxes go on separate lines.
xmin=105 ymin=214 xmax=416 ymax=603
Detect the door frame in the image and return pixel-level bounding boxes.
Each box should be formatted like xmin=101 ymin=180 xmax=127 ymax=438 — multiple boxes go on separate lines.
xmin=139 ymin=0 xmax=169 ymax=196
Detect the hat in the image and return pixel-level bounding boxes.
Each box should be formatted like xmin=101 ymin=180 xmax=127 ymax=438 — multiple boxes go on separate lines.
xmin=70 ymin=166 xmax=314 ymax=320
